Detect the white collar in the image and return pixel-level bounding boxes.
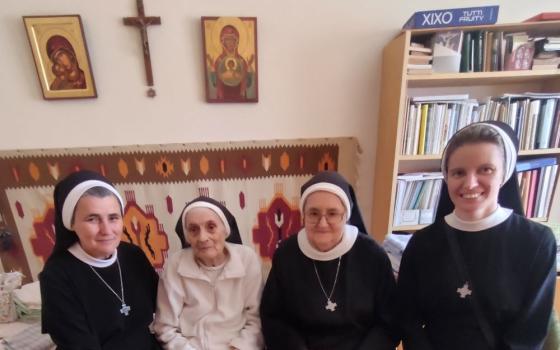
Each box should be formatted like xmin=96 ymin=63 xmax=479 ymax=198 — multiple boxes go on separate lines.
xmin=444 ymin=206 xmax=513 ymax=232
xmin=178 ymin=242 xmax=245 ymax=281
xmin=297 ymin=224 xmax=358 ymax=261
xmin=68 ymin=243 xmax=118 ymax=268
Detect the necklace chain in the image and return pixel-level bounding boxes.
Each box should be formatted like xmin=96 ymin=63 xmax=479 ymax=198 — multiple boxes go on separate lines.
xmin=89 ymin=259 xmax=130 ymax=315
xmin=312 ymin=257 xmax=341 ymax=303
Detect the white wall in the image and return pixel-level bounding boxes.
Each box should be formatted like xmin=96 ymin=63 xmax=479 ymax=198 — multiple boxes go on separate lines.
xmin=1 ymin=0 xmax=558 ymax=232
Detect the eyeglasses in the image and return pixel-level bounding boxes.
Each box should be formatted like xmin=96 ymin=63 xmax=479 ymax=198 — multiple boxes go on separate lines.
xmin=304 ymin=210 xmax=345 ymax=225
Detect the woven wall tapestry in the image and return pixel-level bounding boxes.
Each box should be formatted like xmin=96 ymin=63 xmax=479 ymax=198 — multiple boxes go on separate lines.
xmin=0 ymin=137 xmax=359 ymax=281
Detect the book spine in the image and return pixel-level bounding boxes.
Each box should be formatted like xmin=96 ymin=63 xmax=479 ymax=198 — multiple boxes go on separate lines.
xmin=412 ymin=105 xmax=422 ymax=154
xmin=460 ymin=31 xmax=472 ymax=72
xmin=474 ymin=31 xmax=484 ymax=72
xmin=536 ymin=99 xmax=557 ymax=149
xmin=401 ymin=99 xmax=412 ymax=154
xmin=533 ymin=165 xmax=548 ymax=217
xmin=516 ymin=156 xmax=557 ymax=172
xmin=548 ymin=102 xmax=560 ymax=148
xmin=490 ymin=32 xmax=500 ymax=71
xmin=543 ymin=165 xmax=559 ymax=218
xmin=417 ymin=104 xmax=429 ymax=155
xmin=519 ymin=171 xmax=531 ymax=214
xmin=526 ymin=169 xmax=540 ymax=217
xmin=483 ymin=31 xmax=492 ymax=72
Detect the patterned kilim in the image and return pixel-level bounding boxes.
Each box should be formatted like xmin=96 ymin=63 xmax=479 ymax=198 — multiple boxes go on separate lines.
xmin=0 ymin=138 xmax=359 ymax=281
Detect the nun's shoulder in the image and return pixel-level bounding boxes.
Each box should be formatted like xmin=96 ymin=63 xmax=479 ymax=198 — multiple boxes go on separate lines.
xmin=352 ymin=232 xmax=390 ymax=259
xmin=228 ymin=242 xmax=260 ymax=262
xmin=402 ymin=219 xmax=447 ymax=253
xmin=118 ymin=241 xmax=142 ymax=253
xmin=272 ymin=234 xmax=300 ymax=258
xmin=506 ymin=213 xmax=556 ymax=246
xmin=117 ymin=241 xmax=152 ymax=262
xmin=40 ymin=250 xmax=81 ymax=285
xmin=41 ymin=250 xmax=74 ymax=272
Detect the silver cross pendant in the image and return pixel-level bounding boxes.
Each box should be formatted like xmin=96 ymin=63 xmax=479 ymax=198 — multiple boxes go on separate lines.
xmin=325 ymin=299 xmax=337 ymax=312
xmin=456 ymin=282 xmax=472 ymax=299
xmin=120 ymin=303 xmax=131 ymax=316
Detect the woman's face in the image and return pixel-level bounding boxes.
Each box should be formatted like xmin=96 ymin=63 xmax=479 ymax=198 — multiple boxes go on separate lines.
xmin=446 ymin=142 xmax=504 ymax=221
xmin=71 ymin=195 xmax=123 ymax=259
xmin=303 ymin=191 xmax=346 ymax=252
xmin=184 ymin=207 xmax=227 ymax=266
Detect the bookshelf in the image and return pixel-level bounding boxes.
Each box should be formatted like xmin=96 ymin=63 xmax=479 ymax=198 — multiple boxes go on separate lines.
xmin=371 ymin=21 xmax=560 ymax=243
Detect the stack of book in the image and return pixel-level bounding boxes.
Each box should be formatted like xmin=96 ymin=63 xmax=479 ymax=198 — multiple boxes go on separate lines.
xmin=447 ymin=30 xmax=542 ymax=72
xmin=408 ymin=42 xmax=432 ymax=74
xmin=517 ymin=157 xmax=559 ymax=218
xmin=532 ymin=37 xmax=560 ymax=70
xmin=460 ymin=30 xmax=506 ymax=72
xmin=532 ymin=52 xmax=560 ymax=70
xmin=393 ymin=172 xmax=443 ymax=226
xmin=401 ymin=93 xmax=560 ymax=155
xmin=401 ymin=94 xmax=477 ymax=155
xmin=497 ymin=93 xmax=560 ymax=150
xmin=540 ymin=36 xmax=560 ymax=51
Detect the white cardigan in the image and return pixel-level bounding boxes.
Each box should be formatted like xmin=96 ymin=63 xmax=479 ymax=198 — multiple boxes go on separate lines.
xmin=154 ymin=243 xmax=264 ymax=350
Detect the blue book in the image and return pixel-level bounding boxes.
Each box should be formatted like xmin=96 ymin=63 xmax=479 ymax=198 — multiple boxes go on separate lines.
xmin=535 ymin=98 xmax=557 ymax=149
xmin=516 ymin=157 xmax=557 ymax=172
xmin=403 ymin=6 xmax=499 ymax=29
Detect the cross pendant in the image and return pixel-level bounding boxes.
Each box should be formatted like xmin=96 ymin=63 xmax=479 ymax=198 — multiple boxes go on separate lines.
xmin=325 ymin=299 xmax=337 ymax=312
xmin=456 ymin=281 xmax=472 ymax=299
xmin=120 ymin=303 xmax=131 ymax=316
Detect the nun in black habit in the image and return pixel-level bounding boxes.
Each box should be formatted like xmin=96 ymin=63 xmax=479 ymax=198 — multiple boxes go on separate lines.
xmin=40 ymin=170 xmax=161 ymax=349
xmin=260 ymin=171 xmax=400 ymax=350
xmin=398 ymin=121 xmax=557 ymax=349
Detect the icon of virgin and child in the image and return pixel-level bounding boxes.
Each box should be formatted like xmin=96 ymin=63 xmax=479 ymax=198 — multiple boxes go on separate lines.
xmin=45 ymin=35 xmax=87 ymax=91
xmin=204 ymin=17 xmax=257 ymax=102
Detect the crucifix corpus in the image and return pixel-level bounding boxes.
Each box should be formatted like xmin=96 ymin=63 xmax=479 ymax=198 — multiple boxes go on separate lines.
xmin=123 ymin=0 xmax=161 ymax=98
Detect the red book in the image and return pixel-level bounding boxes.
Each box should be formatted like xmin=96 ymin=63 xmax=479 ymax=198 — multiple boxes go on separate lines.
xmin=526 ymin=169 xmax=540 ymax=217
xmin=524 ymin=12 xmax=560 ymax=22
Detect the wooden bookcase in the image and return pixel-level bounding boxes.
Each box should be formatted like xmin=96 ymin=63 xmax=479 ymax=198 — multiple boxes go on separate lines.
xmin=371 ymin=21 xmax=560 ymax=243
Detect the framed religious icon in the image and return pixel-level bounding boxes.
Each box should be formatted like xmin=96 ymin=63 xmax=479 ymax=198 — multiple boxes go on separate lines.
xmin=23 ymin=15 xmax=97 ymax=100
xmin=201 ymin=17 xmax=258 ymax=103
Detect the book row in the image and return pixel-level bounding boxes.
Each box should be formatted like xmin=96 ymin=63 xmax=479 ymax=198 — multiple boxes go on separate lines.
xmin=409 ymin=30 xmax=560 ymax=74
xmin=517 ymin=157 xmax=559 ymax=219
xmin=393 ymin=172 xmax=443 ymax=227
xmin=392 ymin=157 xmax=559 ymax=228
xmin=401 ymin=93 xmax=560 ymax=156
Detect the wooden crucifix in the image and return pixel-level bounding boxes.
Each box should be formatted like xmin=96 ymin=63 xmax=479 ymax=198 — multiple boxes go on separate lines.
xmin=123 ymin=0 xmax=161 ymax=97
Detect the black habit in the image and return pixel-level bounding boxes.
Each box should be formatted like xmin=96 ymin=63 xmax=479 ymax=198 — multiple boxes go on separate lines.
xmin=398 ymin=213 xmax=556 ymax=349
xmin=260 ymin=233 xmax=399 ymax=350
xmin=40 ymin=242 xmax=161 ymax=350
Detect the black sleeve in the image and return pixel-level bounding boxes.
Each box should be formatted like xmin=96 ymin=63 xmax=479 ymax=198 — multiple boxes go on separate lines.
xmin=503 ymin=227 xmax=557 ymax=349
xmin=357 ymin=245 xmax=401 ymax=350
xmin=259 ymin=250 xmax=308 ymax=350
xmin=40 ymin=262 xmax=102 ymax=350
xmin=397 ymin=235 xmax=435 ymax=350
xmin=131 ymin=243 xmax=159 ymax=309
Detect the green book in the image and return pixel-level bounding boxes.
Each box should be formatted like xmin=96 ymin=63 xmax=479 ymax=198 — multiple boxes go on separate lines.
xmin=460 ymin=31 xmax=472 ymax=72
xmin=473 ymin=31 xmax=484 ymax=72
